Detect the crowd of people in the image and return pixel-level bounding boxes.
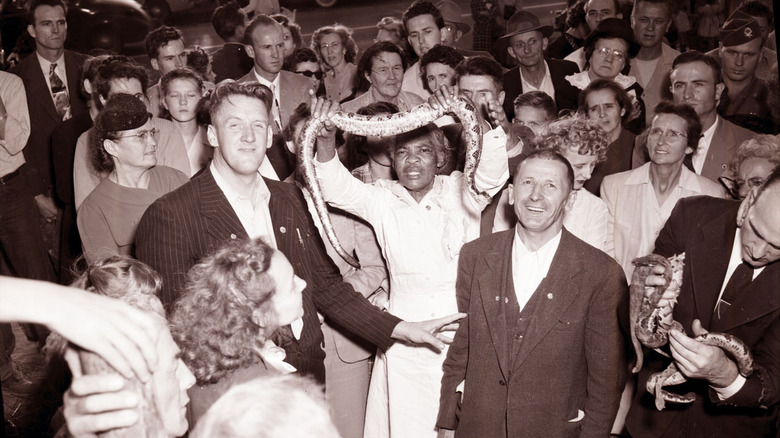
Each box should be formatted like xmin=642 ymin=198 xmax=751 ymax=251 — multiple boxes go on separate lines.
xmin=0 ymin=0 xmax=779 ymax=436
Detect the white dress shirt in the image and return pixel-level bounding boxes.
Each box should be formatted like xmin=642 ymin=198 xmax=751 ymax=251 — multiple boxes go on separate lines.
xmin=518 ymin=61 xmax=555 ymax=101
xmin=511 ymin=229 xmax=562 ymax=311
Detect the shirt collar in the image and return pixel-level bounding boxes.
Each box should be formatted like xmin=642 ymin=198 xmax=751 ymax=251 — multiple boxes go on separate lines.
xmin=625 ymin=162 xmax=705 ymax=192
xmin=37 ymin=52 xmax=65 ymax=73
xmin=253 ymin=69 xmax=280 ymax=91
xmin=210 ymin=161 xmax=271 ymax=205
xmin=513 ymin=227 xmax=562 ymax=262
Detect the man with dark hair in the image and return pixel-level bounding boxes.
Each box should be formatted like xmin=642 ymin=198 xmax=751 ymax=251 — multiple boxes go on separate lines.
xmin=437 ymin=148 xmax=627 ymax=437
xmin=625 ymin=165 xmax=780 ymax=437
xmin=71 ymin=61 xmax=189 ymax=208
xmin=135 ymin=80 xmax=461 ymax=390
xmin=401 ymin=0 xmax=446 ymax=99
xmin=706 ymin=0 xmax=777 ymax=82
xmin=211 ymin=2 xmax=252 ymax=82
xmin=10 ymin=0 xmax=88 ymax=271
xmin=565 ymin=0 xmax=623 ymax=69
xmin=144 ymin=26 xmax=187 ymax=117
xmin=629 ymin=0 xmax=679 ymax=125
xmin=714 ymin=10 xmax=775 ymax=134
xmin=497 ymin=10 xmax=580 ymax=121
xmin=604 ymin=101 xmax=725 ymax=278
xmin=239 ymin=14 xmax=317 ymax=181
xmin=632 ymin=51 xmax=755 ymax=182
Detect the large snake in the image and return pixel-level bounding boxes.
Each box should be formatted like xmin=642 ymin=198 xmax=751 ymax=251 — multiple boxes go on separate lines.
xmin=630 ymin=253 xmax=755 ymax=410
xmin=297 ymin=97 xmax=487 ymax=268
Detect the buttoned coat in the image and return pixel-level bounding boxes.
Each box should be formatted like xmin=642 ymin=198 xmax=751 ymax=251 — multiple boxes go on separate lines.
xmin=625 ymin=196 xmax=780 ymax=437
xmin=437 ymin=228 xmax=627 ymax=438
xmin=134 ymin=168 xmax=400 ymax=382
xmin=11 ymin=50 xmax=87 ymax=195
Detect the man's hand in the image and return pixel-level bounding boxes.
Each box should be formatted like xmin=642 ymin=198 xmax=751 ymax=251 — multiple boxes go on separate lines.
xmin=668 ymin=319 xmax=739 ymax=388
xmin=310 ymin=96 xmax=340 ymax=162
xmin=437 ymin=428 xmax=456 ymax=438
xmin=428 ymin=84 xmax=458 ymax=112
xmin=390 ymin=313 xmax=466 ymax=352
xmin=63 ymin=373 xmax=141 ymax=437
xmin=483 ymin=99 xmax=510 ymax=133
xmin=643 ymin=263 xmax=677 ymax=308
xmin=34 ymin=194 xmax=58 ymax=220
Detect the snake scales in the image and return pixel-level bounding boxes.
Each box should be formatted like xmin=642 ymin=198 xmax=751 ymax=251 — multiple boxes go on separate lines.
xmin=297 ymin=97 xmax=488 ymax=268
xmin=629 ymin=253 xmax=755 ymax=410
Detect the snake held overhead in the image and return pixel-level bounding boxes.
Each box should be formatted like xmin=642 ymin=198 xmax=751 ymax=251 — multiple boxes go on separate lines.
xmin=297 ymin=96 xmax=488 ymax=268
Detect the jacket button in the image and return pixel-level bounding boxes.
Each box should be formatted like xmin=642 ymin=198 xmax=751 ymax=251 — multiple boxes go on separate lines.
xmin=230 ymin=233 xmax=237 ymax=239
xmin=499 ymin=380 xmax=506 ymax=386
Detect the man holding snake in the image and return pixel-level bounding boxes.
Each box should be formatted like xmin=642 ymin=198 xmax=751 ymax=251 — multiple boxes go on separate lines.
xmin=625 ymin=166 xmax=780 ymax=436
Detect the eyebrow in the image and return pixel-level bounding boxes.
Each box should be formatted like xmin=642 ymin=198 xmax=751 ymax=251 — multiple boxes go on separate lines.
xmin=748 ymin=216 xmax=780 ymax=250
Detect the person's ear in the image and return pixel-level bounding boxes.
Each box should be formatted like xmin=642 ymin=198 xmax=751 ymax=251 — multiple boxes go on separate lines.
xmin=497 ymin=90 xmax=505 ymax=106
xmin=715 ymin=82 xmax=725 ymax=105
xmin=564 ymin=188 xmax=577 ymax=211
xmin=103 ymin=138 xmax=119 ymax=158
xmin=507 ymin=183 xmax=515 ymax=205
xmin=27 ymin=24 xmax=36 ymax=40
xmin=507 ymin=46 xmax=517 ymax=60
xmin=84 ymin=79 xmax=93 ymax=96
xmin=542 ymin=37 xmax=549 ymax=52
xmin=620 ymin=107 xmax=626 ymax=117
xmin=245 ymin=43 xmax=256 ymax=60
xmin=454 ymin=29 xmax=463 ymax=43
xmin=161 ymin=95 xmax=169 ymax=111
xmin=207 ymin=124 xmax=219 ymax=148
xmin=150 ymin=58 xmax=160 ymax=72
xmin=736 ymin=189 xmax=756 ymax=227
xmin=364 ymin=71 xmax=373 ymax=85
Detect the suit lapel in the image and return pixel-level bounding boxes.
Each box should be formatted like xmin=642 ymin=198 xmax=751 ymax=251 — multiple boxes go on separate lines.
xmin=512 ymin=231 xmax=584 ymax=370
xmin=27 ymin=56 xmax=60 ymax=122
xmin=688 ymin=205 xmax=738 ymax=329
xmin=703 ymin=120 xmax=729 ymax=179
xmin=198 ymin=169 xmax=248 ymax=242
xmin=477 ymin=232 xmax=514 ymax=379
xmin=711 ymin=265 xmax=780 ymax=332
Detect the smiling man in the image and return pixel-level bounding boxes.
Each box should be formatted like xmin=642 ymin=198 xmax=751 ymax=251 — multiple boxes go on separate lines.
xmin=437 ymin=148 xmax=627 ymax=438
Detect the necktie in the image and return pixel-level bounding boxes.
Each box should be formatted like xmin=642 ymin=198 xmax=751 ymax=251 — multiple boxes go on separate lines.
xmin=49 ymin=63 xmax=70 ymax=121
xmin=715 ymin=262 xmax=753 ymax=318
xmin=269 ymin=83 xmax=282 ymax=134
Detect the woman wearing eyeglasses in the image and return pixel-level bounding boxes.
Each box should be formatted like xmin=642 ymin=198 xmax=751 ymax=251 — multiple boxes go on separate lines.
xmin=566 ymin=18 xmax=647 ymax=135
xmin=78 ymin=93 xmax=188 ymax=263
xmin=312 ymin=24 xmax=360 ymax=104
xmin=600 ymin=101 xmax=725 ymax=279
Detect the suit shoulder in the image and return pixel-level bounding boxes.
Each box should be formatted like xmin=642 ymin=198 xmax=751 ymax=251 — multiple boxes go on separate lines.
xmin=723 ymin=118 xmax=757 ymax=141
xmin=676 ymin=194 xmax=736 ymax=213
xmin=463 ymin=229 xmax=512 ymax=254
xmin=548 ymin=58 xmax=579 ymax=73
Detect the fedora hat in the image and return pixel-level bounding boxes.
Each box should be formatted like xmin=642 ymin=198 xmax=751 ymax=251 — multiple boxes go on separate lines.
xmin=436 ymin=0 xmax=471 ymax=35
xmin=498 ymin=10 xmax=554 ymax=43
xmin=585 ymin=17 xmax=640 ymax=58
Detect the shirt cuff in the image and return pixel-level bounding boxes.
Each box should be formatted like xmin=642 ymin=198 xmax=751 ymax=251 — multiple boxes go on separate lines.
xmin=712 ymin=374 xmax=746 ymax=400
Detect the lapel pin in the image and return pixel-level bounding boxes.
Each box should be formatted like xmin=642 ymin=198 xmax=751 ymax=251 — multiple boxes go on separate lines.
xmin=547 ymin=293 xmax=553 ymax=300
xmin=280 ymin=226 xmax=286 ymax=233
xmin=504 ymin=297 xmax=509 ymax=304
xmin=230 ymin=233 xmax=237 ymax=239
xmin=495 ymin=296 xmax=500 ymax=301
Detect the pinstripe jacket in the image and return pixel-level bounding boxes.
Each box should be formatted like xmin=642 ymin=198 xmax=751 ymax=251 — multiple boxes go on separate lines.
xmin=135 ymin=167 xmax=401 ymax=381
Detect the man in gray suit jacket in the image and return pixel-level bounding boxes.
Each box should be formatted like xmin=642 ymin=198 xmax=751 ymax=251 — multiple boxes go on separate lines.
xmin=437 ymin=149 xmax=627 ymax=438
xmin=238 ymin=14 xmax=317 ymax=180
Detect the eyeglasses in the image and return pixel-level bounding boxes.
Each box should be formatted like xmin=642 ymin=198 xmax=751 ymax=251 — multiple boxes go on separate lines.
xmin=115 ymin=128 xmax=159 ymax=142
xmin=735 ymin=176 xmax=766 ymax=191
xmin=594 ymin=46 xmax=626 ymax=62
xmin=372 ymin=66 xmax=404 ymax=77
xmin=297 ymin=70 xmax=324 ymax=80
xmin=648 ymin=127 xmax=687 ymax=142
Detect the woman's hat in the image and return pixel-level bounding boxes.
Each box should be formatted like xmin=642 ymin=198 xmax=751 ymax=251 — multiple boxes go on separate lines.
xmin=95 ymin=93 xmax=151 ymax=134
xmin=585 ymin=18 xmax=640 ymax=59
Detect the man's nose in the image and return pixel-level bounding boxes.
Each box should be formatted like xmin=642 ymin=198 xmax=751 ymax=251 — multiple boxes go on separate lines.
xmin=241 ymin=125 xmax=256 ymax=142
xmin=734 ymin=54 xmax=745 ymax=66
xmin=598 ymin=106 xmax=606 ymax=118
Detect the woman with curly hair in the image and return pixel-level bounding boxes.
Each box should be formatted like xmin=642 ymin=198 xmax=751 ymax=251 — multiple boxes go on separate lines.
xmin=725 ymin=135 xmax=780 ymax=199
xmin=168 ymin=237 xmax=307 ymax=425
xmin=312 ymin=24 xmax=360 ymax=103
xmin=77 ymin=93 xmax=188 ymax=263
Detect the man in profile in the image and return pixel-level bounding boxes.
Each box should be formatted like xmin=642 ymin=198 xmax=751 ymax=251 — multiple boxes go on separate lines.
xmin=437 ymin=149 xmax=627 ymax=437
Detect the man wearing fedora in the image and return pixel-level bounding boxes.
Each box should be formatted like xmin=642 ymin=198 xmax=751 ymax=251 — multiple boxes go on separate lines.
xmin=499 ymin=11 xmax=581 ymax=121
xmin=436 ymin=1 xmax=489 ymax=57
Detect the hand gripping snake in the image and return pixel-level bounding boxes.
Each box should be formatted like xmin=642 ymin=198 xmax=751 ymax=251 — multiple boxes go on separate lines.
xmin=629 ymin=253 xmax=755 ymax=410
xmin=297 ymin=97 xmax=487 ymax=268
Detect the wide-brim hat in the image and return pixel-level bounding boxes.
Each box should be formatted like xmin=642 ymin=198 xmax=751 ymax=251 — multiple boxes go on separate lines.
xmin=436 ymin=0 xmax=471 ymax=35
xmin=585 ymin=17 xmax=640 ymax=59
xmin=498 ymin=11 xmax=554 ymax=44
